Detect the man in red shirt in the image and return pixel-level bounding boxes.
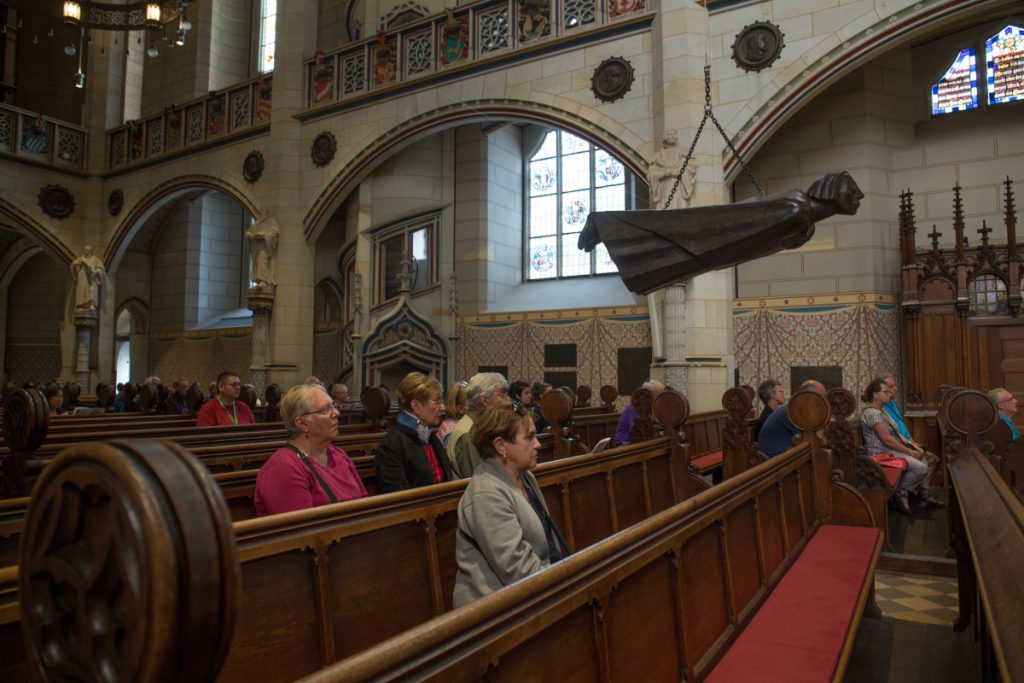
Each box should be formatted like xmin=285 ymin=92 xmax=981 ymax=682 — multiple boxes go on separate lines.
xmin=196 ymin=371 xmax=255 ymax=426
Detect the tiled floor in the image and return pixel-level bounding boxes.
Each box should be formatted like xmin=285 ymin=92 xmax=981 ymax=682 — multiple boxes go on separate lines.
xmin=874 ymin=570 xmax=959 ymax=626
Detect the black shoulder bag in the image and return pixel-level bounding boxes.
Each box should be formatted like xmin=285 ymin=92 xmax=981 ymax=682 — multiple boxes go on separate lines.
xmin=285 ymin=444 xmax=339 ymax=504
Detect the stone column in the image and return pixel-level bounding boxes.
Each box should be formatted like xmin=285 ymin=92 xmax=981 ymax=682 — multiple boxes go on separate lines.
xmin=661 ymin=284 xmax=688 ymax=394
xmin=248 ymin=292 xmax=274 ymax=395
xmin=73 ymin=311 xmax=97 ymax=390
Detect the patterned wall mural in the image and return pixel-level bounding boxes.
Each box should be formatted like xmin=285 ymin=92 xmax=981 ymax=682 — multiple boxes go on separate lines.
xmin=733 ymin=294 xmax=900 ymax=402
xmin=4 ymin=344 xmax=61 ymax=385
xmin=456 ymin=308 xmax=651 ymax=397
xmin=149 ymin=329 xmax=253 ymax=386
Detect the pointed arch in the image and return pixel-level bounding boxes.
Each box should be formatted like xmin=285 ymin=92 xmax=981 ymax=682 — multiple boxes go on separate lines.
xmin=723 ymin=0 xmax=1001 ymax=183
xmin=0 ymin=197 xmax=76 ymax=267
xmin=362 ymin=301 xmax=449 ymax=386
xmin=303 ymin=99 xmax=647 ymax=243
xmin=104 ymin=174 xmax=260 ymax=273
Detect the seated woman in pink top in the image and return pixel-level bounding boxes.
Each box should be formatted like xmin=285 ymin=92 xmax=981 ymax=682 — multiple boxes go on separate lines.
xmin=254 ymin=383 xmax=368 ymax=516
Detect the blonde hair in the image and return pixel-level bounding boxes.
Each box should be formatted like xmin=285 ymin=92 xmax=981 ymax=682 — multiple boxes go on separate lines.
xmin=395 ymin=372 xmax=443 ymax=411
xmin=280 ymin=384 xmax=330 ymax=437
xmin=444 ymin=382 xmax=468 ymax=418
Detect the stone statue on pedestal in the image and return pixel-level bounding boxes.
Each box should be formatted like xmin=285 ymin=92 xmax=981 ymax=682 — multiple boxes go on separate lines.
xmin=246 ymin=217 xmax=279 ymax=292
xmin=70 ymin=246 xmax=105 ymax=313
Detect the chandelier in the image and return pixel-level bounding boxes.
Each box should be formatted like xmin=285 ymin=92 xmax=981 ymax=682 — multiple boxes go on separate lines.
xmin=4 ymin=1 xmax=195 ymax=88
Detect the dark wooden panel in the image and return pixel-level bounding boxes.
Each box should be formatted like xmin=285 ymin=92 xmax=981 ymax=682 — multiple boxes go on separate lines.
xmin=544 ymin=343 xmax=577 ymax=367
xmin=758 ymin=486 xmax=785 ymax=578
xmin=0 ymin=621 xmax=32 ymax=681
xmin=726 ymin=501 xmax=762 ymax=620
xmin=611 ymin=462 xmax=647 ymax=530
xmin=567 ymin=473 xmax=615 ymax=549
xmin=618 ymin=347 xmax=652 ymax=394
xmin=605 ymin=555 xmax=682 ymax=683
xmin=486 ymin=605 xmax=601 ymax=683
xmin=328 ymin=522 xmax=437 ymax=659
xmin=645 ymin=455 xmax=675 ymax=512
xmin=221 ymin=551 xmax=322 ymax=680
xmin=782 ymin=472 xmax=804 ymax=552
xmin=798 ymin=461 xmax=816 ymax=529
xmin=680 ymin=523 xmax=728 ymax=673
xmin=435 ymin=509 xmax=459 ymax=612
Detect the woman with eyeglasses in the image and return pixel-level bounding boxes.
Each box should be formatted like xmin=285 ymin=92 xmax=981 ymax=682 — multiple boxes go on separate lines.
xmin=453 ymin=403 xmax=568 ymax=607
xmin=374 ymin=371 xmax=456 ymax=493
xmin=254 ymin=384 xmax=367 ymax=516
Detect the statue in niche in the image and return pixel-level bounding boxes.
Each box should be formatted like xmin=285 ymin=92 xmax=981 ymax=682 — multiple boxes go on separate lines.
xmin=246 ymin=217 xmax=279 ymax=291
xmin=580 ymin=172 xmax=864 ymax=295
xmin=70 ymin=246 xmax=105 ymax=312
xmin=649 ymin=130 xmax=696 ymax=211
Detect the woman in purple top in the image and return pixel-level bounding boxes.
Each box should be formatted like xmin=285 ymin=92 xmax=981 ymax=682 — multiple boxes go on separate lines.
xmin=254 ymin=384 xmax=367 ymax=516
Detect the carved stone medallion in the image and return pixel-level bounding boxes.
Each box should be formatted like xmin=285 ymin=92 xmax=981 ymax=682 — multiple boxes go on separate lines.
xmin=311 ymin=131 xmax=337 ymax=168
xmin=243 ymin=150 xmax=265 ymax=183
xmin=108 ymin=189 xmax=124 ymax=216
xmin=731 ymin=21 xmax=784 ymax=72
xmin=37 ymin=184 xmax=75 ymax=219
xmin=591 ymin=56 xmax=635 ymax=103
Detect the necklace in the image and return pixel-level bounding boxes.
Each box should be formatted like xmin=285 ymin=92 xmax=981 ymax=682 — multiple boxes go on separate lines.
xmin=217 ymin=397 xmax=238 ymax=425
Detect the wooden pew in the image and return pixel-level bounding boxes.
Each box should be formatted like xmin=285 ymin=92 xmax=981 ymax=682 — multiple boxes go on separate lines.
xmin=946 ymin=399 xmax=1024 ymax=681
xmin=9 ymin=392 xmax=703 ymax=682
xmin=720 ymin=387 xmax=764 ymax=479
xmin=294 ymin=391 xmax=882 ymax=682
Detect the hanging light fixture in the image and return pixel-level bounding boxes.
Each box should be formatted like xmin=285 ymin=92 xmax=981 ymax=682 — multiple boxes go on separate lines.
xmin=146 ymin=3 xmax=162 ymax=30
xmin=74 ymin=28 xmax=86 ymax=88
xmin=63 ymin=1 xmax=83 ymax=27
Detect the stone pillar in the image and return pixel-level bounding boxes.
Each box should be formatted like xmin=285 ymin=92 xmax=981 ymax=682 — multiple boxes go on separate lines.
xmin=73 ymin=311 xmax=97 ymax=390
xmin=660 ymin=284 xmax=688 ymax=395
xmin=248 ymin=292 xmax=274 ymax=395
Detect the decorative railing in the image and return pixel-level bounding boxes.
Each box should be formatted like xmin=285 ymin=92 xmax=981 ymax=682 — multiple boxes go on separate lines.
xmin=304 ymin=0 xmax=648 ymax=110
xmin=106 ymin=75 xmax=273 ymax=171
xmin=0 ymin=102 xmax=87 ymax=171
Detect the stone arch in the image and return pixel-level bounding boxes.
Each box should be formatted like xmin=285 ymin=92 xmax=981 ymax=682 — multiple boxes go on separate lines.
xmin=105 ymin=174 xmax=260 ymax=274
xmin=303 ymin=99 xmax=648 ymax=242
xmin=115 ymin=297 xmax=150 ymax=335
xmin=0 ymin=198 xmax=76 ymax=267
xmin=723 ymin=0 xmax=999 ymax=183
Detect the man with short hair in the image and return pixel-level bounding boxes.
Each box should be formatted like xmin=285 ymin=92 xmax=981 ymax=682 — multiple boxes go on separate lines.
xmin=196 ymin=371 xmax=255 ymax=426
xmin=755 ymin=379 xmax=785 ymax=441
xmin=614 ymin=379 xmax=666 ymax=446
xmin=988 ymin=387 xmax=1020 ymax=442
xmin=165 ymin=377 xmax=191 ymax=415
xmin=758 ymin=380 xmax=826 ymax=457
xmin=448 ymin=372 xmax=510 ymax=476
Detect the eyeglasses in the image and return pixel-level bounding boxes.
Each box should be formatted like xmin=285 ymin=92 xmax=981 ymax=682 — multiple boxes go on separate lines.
xmin=302 ymin=403 xmax=341 ymax=417
xmin=1000 ymin=396 xmax=1017 ymax=404
xmin=507 ymin=401 xmax=528 ymax=416
xmin=425 ymin=398 xmax=444 ymax=406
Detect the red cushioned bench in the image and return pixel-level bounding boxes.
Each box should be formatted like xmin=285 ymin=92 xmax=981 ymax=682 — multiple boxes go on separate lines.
xmin=706 ymin=524 xmax=883 ymax=683
xmin=691 ymin=448 xmax=723 ymax=474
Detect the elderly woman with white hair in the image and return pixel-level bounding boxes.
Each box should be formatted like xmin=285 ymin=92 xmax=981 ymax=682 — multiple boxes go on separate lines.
xmin=446 ymin=372 xmax=511 ymax=477
xmin=254 ymin=383 xmax=367 ymax=516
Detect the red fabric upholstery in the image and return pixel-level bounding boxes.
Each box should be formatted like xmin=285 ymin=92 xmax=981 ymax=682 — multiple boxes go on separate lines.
xmin=882 ymin=467 xmax=901 ymax=489
xmin=692 ymin=449 xmax=723 ymax=472
xmin=706 ymin=525 xmax=880 ymax=683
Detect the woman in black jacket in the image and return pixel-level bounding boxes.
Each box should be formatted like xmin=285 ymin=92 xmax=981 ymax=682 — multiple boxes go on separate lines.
xmin=374 ymin=372 xmax=456 ymax=493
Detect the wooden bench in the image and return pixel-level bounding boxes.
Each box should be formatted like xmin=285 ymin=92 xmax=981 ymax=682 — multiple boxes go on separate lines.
xmin=945 ymin=397 xmax=1024 ymax=681
xmin=9 ymin=392 xmax=703 ymax=682
xmin=295 ymin=390 xmax=882 ymax=682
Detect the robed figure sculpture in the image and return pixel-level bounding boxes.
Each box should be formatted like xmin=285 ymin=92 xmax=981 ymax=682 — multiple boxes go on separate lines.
xmin=578 ymin=171 xmax=863 ymax=295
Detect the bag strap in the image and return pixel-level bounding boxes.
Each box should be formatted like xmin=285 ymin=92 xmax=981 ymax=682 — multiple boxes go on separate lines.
xmin=524 ymin=477 xmax=571 ymax=557
xmin=285 ymin=444 xmax=339 ymax=504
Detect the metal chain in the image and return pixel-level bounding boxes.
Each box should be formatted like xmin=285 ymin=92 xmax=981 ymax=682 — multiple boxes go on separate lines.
xmin=662 ymin=64 xmax=765 ymax=209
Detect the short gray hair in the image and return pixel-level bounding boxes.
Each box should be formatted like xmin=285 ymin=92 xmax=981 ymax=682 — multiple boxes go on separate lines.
xmin=641 ymin=379 xmax=665 ymax=394
xmin=281 ymin=384 xmax=330 ymax=437
xmin=467 ymin=372 xmax=508 ymax=412
xmin=988 ymin=387 xmax=1010 ymax=403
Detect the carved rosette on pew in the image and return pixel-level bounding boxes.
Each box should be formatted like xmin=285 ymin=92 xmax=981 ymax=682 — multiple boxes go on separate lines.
xmin=1 ymin=389 xmax=48 ymax=498
xmin=628 ymin=387 xmax=656 ymax=443
xmin=539 ymin=387 xmax=585 ymax=459
xmin=19 ymin=440 xmax=239 ymax=682
xmin=361 ymin=386 xmax=391 ymax=430
xmin=652 ymin=389 xmax=708 ymax=499
xmin=721 ymin=387 xmax=763 ymax=479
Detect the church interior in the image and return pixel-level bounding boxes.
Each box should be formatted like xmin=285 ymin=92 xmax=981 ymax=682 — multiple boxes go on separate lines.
xmin=0 ymin=0 xmax=1022 ymax=680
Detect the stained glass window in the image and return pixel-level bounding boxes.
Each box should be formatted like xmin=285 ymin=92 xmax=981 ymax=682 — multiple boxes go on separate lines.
xmin=526 ymin=130 xmax=631 ymax=280
xmin=968 ymin=274 xmax=1008 ymax=316
xmin=985 ymin=25 xmax=1024 ymax=106
xmin=931 ymin=48 xmax=978 ymax=115
xmin=258 ymin=0 xmax=277 ymax=74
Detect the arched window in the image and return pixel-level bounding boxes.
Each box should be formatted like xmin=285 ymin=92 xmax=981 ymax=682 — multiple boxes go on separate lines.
xmin=314 ymin=280 xmax=343 ymax=325
xmin=525 ymin=129 xmax=632 ymax=280
xmin=968 ymin=273 xmax=1008 ymax=316
xmin=985 ymin=24 xmax=1024 ymax=106
xmin=257 ymin=0 xmax=277 ymax=74
xmin=931 ymin=47 xmax=978 ymax=115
